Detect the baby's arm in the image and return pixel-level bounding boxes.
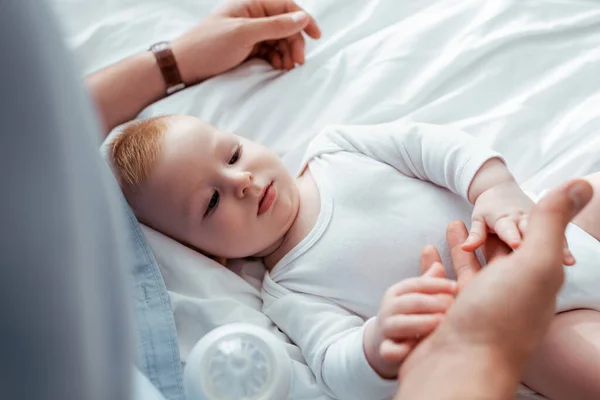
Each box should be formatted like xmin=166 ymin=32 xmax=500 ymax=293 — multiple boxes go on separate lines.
xmin=316 ymin=120 xmax=503 ymax=201
xmin=262 ymin=287 xmax=399 ymax=400
xmin=316 ymin=122 xmax=571 ymax=256
xmin=364 ymin=263 xmax=457 ymax=378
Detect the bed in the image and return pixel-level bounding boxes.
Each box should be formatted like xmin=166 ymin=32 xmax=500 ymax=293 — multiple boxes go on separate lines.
xmin=49 ymin=0 xmax=600 ymax=398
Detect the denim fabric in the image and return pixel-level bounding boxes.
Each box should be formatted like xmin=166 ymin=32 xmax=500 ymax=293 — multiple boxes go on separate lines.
xmin=123 ymin=202 xmax=186 ymax=400
xmin=133 ymin=367 xmax=171 ymax=400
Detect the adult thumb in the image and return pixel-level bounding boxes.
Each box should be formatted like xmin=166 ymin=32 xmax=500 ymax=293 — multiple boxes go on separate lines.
xmin=243 ymin=11 xmax=309 ymax=42
xmin=522 ymin=179 xmax=592 ymax=265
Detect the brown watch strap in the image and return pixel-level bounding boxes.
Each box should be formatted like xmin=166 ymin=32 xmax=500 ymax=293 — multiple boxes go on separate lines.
xmin=149 ymin=41 xmax=185 ymax=95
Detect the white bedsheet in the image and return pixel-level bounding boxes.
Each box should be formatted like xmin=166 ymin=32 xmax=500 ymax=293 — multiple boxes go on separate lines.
xmin=50 ymin=0 xmax=600 ymax=398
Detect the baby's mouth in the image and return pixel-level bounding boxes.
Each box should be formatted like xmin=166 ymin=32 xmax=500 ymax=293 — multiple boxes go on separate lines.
xmin=258 ymin=181 xmax=275 ymax=216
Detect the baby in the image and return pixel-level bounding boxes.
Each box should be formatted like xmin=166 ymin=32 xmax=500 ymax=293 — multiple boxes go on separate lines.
xmin=110 ymin=114 xmax=600 ymax=400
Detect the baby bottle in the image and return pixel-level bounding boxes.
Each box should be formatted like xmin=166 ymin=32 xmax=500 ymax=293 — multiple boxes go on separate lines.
xmin=184 ymin=323 xmax=291 ymax=400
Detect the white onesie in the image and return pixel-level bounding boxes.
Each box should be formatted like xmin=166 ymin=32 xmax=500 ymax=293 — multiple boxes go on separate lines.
xmin=261 ymin=121 xmax=600 ymax=400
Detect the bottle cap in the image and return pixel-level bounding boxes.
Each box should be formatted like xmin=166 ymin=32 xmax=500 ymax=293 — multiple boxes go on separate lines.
xmin=184 ymin=323 xmax=291 ymax=400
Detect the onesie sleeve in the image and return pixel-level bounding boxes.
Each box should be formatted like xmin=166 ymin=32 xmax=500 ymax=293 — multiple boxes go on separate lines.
xmin=307 ymin=120 xmax=504 ymax=202
xmin=262 ymin=278 xmax=398 ymax=400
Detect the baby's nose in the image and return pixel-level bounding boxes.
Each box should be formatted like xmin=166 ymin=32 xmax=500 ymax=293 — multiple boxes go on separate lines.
xmin=234 ymin=171 xmax=254 ymax=197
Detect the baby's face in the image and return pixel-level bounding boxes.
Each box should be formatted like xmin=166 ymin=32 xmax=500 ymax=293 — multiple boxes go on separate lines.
xmin=132 ymin=115 xmax=299 ymax=258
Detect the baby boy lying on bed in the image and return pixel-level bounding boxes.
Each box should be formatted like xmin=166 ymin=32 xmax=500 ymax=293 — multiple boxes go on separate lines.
xmin=110 ymin=114 xmax=600 ymax=400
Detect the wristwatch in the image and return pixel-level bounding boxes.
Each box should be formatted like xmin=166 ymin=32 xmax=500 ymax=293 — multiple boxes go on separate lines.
xmin=149 ymin=41 xmax=186 ymax=95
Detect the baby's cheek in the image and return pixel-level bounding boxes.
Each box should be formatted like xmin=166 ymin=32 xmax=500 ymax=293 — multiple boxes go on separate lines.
xmin=219 ymin=209 xmax=257 ymax=248
xmin=216 ymin=212 xmax=242 ymax=238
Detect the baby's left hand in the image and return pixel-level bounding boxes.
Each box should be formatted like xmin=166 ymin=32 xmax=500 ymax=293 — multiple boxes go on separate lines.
xmin=463 ymin=180 xmax=575 ymax=265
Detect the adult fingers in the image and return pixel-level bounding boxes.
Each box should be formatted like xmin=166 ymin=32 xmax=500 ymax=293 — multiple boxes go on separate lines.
xmin=288 ymin=33 xmax=306 ymax=64
xmin=447 ymin=220 xmax=470 ymax=249
xmin=520 ymin=209 xmax=574 ymax=265
xmin=563 ymin=241 xmax=575 ymax=266
xmin=244 ymin=11 xmax=311 ymax=43
xmin=518 ymin=180 xmax=592 ymax=280
xmin=481 ymin=234 xmax=511 ymax=263
xmin=268 ymin=50 xmax=283 ymax=69
xmin=419 ymin=245 xmax=442 ymax=275
xmin=300 ymin=12 xmax=321 ymax=38
xmin=253 ymin=45 xmax=268 ymax=59
xmin=278 ymin=0 xmax=322 ymax=38
xmin=562 ymin=235 xmax=575 ymax=266
xmin=447 ymin=221 xmax=482 ymax=290
xmin=256 ymin=1 xmax=322 ymax=40
xmin=462 ymin=217 xmax=487 ymax=251
xmin=277 ymin=39 xmax=295 ymax=70
xmin=262 ymin=3 xmax=311 ymax=65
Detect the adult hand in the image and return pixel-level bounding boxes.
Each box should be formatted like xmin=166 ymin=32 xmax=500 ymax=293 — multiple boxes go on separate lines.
xmin=396 ymin=179 xmax=593 ymax=399
xmin=172 ymin=0 xmax=322 ymax=84
xmin=376 ymin=234 xmax=513 ymax=367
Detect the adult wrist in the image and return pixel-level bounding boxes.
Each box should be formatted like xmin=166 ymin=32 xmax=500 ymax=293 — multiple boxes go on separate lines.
xmin=170 ymin=36 xmax=214 ymax=85
xmin=169 ymin=39 xmax=193 ymax=84
xmin=398 ymin=342 xmax=521 ymax=399
xmin=148 ymin=41 xmax=186 ymax=95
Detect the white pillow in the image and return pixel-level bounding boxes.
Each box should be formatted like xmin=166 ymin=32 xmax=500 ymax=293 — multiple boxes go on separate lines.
xmin=141 ymin=225 xmax=334 ymax=400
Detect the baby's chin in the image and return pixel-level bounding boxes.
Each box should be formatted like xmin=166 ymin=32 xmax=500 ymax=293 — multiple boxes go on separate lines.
xmin=223 ymin=247 xmax=269 ymax=260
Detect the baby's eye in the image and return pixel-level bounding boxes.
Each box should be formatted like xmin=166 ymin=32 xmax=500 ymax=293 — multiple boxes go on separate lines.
xmin=229 ymin=144 xmax=242 ymax=165
xmin=205 ymin=191 xmax=220 ymax=216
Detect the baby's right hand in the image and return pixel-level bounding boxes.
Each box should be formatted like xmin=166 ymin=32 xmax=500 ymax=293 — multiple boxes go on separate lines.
xmin=376 ymin=253 xmax=457 ymax=365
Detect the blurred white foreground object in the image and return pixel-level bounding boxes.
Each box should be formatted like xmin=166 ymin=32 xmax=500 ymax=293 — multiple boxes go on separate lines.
xmin=184 ymin=323 xmax=291 ymax=400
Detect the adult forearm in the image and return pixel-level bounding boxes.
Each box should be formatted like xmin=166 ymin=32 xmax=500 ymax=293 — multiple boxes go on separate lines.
xmin=86 ymin=51 xmax=165 ymax=136
xmin=396 ymin=345 xmax=521 ymax=400
xmin=83 ymin=0 xmax=321 ymax=137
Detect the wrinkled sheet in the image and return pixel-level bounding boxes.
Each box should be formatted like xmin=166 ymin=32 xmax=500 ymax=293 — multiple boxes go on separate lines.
xmin=49 ymin=0 xmax=600 ymax=398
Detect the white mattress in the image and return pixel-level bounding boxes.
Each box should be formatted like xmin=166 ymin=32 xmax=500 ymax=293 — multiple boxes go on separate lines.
xmin=50 ymin=0 xmax=600 ymax=398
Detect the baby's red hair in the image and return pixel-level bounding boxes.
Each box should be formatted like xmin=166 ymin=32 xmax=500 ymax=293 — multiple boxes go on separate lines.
xmin=109 ymin=116 xmax=168 ymax=190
